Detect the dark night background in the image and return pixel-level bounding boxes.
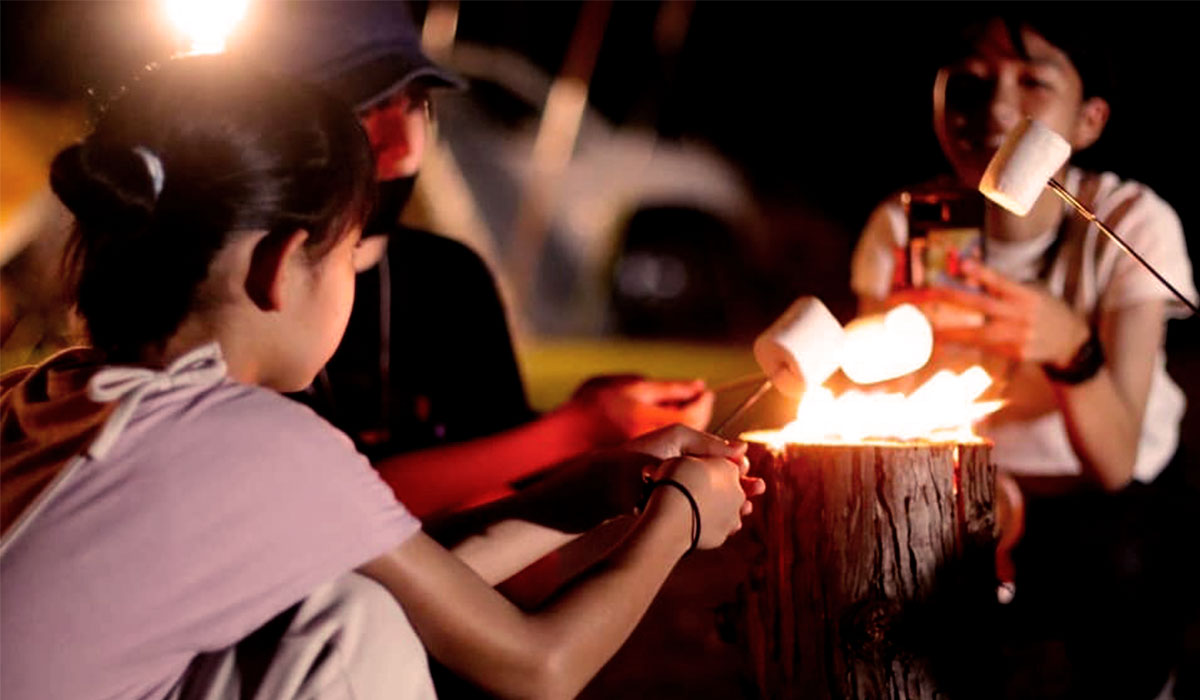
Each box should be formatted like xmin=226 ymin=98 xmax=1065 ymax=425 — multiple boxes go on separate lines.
xmin=4 ymin=1 xmax=1197 ymax=306
xmin=3 ymin=3 xmax=1199 ymax=694
xmin=3 ymin=0 xmax=1198 ymax=383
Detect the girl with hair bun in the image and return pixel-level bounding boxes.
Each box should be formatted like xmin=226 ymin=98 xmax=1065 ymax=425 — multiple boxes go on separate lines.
xmin=0 ymin=54 xmax=761 ymax=700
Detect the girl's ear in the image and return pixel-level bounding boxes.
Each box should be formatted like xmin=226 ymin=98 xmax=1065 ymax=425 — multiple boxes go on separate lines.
xmin=1071 ymin=96 xmax=1110 ymax=151
xmin=354 ymin=235 xmax=388 ymax=272
xmin=245 ymin=229 xmax=310 ymax=311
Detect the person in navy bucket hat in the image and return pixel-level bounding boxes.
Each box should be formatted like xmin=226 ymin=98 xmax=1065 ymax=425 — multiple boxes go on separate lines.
xmin=232 ymin=0 xmax=719 ymax=525
xmin=237 ymin=0 xmax=465 ymax=112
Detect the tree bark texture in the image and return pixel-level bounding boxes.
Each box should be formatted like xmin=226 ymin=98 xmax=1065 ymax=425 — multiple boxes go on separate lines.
xmin=738 ymin=440 xmax=996 ymax=700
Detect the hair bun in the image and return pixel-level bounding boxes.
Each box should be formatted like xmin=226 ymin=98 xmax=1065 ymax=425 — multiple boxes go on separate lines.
xmin=50 ymin=141 xmax=161 ymax=236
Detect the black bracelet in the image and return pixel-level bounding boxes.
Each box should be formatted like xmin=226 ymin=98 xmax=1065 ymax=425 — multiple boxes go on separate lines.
xmin=643 ymin=478 xmax=701 ymax=555
xmin=1042 ymin=332 xmax=1105 ymax=385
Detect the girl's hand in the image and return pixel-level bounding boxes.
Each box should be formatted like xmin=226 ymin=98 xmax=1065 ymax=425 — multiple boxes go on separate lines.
xmin=650 ymin=453 xmax=765 ymax=550
xmin=487 ymin=426 xmax=748 ymax=536
xmin=623 ymin=422 xmax=748 ymax=463
xmin=917 ymin=261 xmax=1090 ymax=366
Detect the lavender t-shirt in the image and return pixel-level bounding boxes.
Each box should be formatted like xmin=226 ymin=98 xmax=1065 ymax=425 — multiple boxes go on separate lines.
xmin=1 ymin=378 xmax=421 ymax=700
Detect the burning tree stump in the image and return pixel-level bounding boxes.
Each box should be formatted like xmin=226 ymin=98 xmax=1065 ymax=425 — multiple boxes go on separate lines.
xmin=738 ymin=439 xmax=996 ymax=700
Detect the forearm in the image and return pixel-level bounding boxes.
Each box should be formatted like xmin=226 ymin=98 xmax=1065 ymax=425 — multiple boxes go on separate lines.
xmin=425 ymin=448 xmax=655 ymax=548
xmin=450 ymin=518 xmax=578 ymax=585
xmin=362 ymin=492 xmax=691 ymax=700
xmin=524 ymin=490 xmax=691 ymax=698
xmin=374 ymin=403 xmax=597 ymax=518
xmin=1049 ymin=302 xmax=1164 ymax=492
xmin=1051 ymin=368 xmax=1141 ymax=490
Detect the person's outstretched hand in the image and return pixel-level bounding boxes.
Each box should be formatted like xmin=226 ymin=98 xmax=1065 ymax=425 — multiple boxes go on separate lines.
xmin=568 ymin=374 xmax=714 ymax=445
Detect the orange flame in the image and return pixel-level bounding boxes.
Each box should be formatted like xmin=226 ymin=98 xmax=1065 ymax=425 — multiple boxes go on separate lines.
xmin=746 ymin=366 xmax=1003 ymax=447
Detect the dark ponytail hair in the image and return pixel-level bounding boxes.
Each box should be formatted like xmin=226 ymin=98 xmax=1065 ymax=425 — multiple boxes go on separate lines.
xmin=50 ymin=54 xmax=375 ymax=361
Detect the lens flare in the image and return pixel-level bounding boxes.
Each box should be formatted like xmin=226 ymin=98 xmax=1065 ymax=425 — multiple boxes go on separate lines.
xmin=162 ymin=0 xmax=249 ymax=55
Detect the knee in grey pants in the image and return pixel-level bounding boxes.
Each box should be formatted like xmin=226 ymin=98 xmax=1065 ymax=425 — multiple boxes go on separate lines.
xmin=171 ymin=573 xmax=436 ymax=700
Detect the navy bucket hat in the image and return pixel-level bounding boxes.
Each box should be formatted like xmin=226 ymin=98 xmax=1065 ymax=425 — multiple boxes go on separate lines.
xmin=232 ymin=0 xmax=465 ymax=111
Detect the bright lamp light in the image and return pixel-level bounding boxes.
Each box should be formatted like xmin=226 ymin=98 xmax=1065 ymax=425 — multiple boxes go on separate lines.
xmin=162 ymin=0 xmax=249 ymax=55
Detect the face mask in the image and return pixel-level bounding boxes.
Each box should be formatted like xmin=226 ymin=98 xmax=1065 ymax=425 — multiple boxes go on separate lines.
xmin=364 ymin=176 xmax=416 ymax=236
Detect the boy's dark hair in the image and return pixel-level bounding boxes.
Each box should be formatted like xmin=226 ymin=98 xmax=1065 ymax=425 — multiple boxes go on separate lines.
xmin=50 ymin=54 xmax=375 ymax=361
xmin=948 ymin=12 xmax=1116 ymax=102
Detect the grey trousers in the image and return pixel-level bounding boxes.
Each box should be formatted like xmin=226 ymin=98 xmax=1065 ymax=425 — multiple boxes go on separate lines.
xmin=170 ymin=574 xmax=437 ymax=700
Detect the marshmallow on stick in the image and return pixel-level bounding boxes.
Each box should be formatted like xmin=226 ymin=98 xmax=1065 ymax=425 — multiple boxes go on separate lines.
xmin=752 ymin=299 xmax=937 ymax=397
xmin=753 ymin=297 xmax=845 ymax=398
xmin=840 ymin=303 xmax=934 ymax=385
xmin=720 ymin=299 xmax=934 ymax=435
xmin=979 ymin=117 xmax=1199 ymax=315
xmin=978 ymin=117 xmax=1071 ymax=216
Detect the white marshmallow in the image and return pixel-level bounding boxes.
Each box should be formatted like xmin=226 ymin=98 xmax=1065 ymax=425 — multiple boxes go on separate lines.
xmin=839 ymin=304 xmax=933 ymax=385
xmin=753 ymin=297 xmax=845 ymax=398
xmin=979 ymin=117 xmax=1072 ymax=216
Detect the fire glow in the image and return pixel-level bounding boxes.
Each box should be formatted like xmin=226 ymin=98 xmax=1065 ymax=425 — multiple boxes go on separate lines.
xmin=747 ymin=365 xmax=1003 ymax=447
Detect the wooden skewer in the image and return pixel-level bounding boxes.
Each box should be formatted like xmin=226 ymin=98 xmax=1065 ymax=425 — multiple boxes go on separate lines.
xmin=712 ymin=378 xmax=773 ymax=438
xmin=710 ymin=372 xmax=768 ymax=395
xmin=1047 ymin=179 xmax=1198 ymax=315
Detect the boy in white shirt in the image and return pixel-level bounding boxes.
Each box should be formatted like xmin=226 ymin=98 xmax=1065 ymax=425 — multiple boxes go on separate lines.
xmin=851 ymin=14 xmax=1197 ymax=699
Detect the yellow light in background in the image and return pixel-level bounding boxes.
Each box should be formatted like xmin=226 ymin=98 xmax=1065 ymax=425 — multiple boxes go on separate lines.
xmin=162 ymin=0 xmax=249 ymax=55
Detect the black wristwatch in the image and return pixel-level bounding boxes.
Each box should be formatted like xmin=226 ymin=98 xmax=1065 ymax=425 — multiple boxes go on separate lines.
xmin=1042 ymin=332 xmax=1105 ymax=385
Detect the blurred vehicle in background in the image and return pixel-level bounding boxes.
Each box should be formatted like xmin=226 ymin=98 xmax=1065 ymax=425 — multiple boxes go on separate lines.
xmin=416 ymin=42 xmax=769 ymax=339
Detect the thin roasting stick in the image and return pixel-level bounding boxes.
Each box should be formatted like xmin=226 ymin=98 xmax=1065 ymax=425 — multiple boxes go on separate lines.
xmin=712 ymin=379 xmax=773 ymax=438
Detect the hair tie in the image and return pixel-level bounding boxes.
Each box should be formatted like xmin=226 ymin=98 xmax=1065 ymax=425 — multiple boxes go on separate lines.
xmin=132 ymin=146 xmax=165 ymax=199
xmin=642 ymin=477 xmax=701 ymax=555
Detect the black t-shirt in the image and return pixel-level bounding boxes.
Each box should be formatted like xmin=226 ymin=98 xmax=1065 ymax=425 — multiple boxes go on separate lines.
xmin=303 ymin=228 xmax=534 ymax=461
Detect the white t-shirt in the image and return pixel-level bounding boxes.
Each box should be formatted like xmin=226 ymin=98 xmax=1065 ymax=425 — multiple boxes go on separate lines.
xmin=1 ymin=356 xmax=424 ymax=700
xmin=851 ymin=168 xmax=1197 ymax=482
